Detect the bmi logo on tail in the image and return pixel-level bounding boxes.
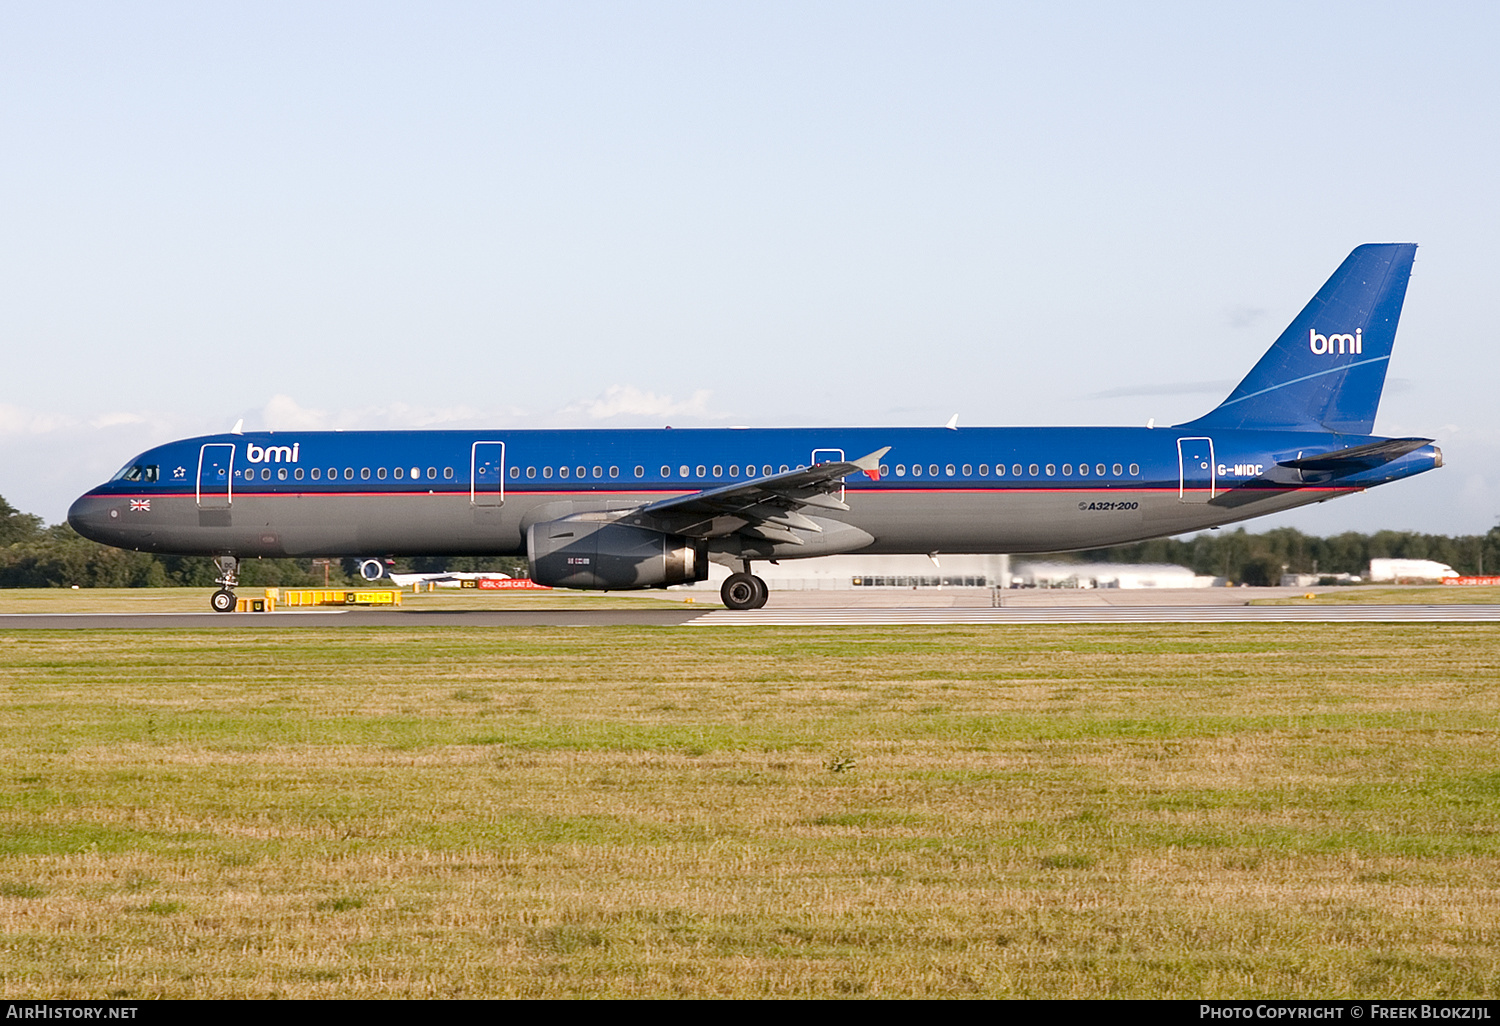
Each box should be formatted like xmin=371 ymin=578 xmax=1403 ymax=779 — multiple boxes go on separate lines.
xmin=1309 ymin=328 xmax=1361 ymax=355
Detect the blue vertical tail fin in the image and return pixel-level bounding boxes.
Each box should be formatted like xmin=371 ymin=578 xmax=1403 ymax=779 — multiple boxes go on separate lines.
xmin=1179 ymin=243 xmax=1416 ymax=434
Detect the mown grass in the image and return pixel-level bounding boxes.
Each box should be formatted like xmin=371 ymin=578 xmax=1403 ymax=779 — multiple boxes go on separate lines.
xmin=0 ymin=625 xmax=1496 ymax=997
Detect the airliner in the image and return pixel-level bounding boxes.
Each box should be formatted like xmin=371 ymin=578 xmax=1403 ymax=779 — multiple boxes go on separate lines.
xmin=69 ymin=244 xmax=1441 ymax=611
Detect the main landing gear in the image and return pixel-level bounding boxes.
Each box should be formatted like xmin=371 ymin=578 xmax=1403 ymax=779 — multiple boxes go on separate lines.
xmin=720 ymin=563 xmax=769 ymax=611
xmin=210 ymin=555 xmax=239 ymax=613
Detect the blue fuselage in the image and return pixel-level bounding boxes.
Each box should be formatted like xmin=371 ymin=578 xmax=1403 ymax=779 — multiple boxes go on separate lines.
xmin=67 ymin=425 xmax=1441 ymax=562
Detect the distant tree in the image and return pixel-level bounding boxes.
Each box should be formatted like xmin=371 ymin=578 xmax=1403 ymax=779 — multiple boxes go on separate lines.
xmin=0 ymin=495 xmax=43 ymax=547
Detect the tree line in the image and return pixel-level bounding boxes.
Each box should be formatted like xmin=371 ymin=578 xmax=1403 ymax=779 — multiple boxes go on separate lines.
xmin=1050 ymin=524 xmax=1500 ymax=586
xmin=1 ymin=492 xmax=1494 ymax=588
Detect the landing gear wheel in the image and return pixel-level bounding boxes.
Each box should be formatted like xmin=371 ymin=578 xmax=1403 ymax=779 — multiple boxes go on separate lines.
xmin=210 ymin=589 xmax=237 ymax=613
xmin=721 ymin=573 xmax=761 ymax=610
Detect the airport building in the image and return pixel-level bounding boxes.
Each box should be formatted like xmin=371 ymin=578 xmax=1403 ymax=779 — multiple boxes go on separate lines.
xmin=673 ymin=555 xmax=1218 ymax=592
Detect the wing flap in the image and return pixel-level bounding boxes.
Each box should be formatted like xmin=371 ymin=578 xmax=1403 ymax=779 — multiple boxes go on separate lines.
xmin=635 ymin=447 xmax=889 ymax=542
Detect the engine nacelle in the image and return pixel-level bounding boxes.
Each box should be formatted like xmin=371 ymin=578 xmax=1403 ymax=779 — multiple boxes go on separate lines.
xmin=527 ymin=518 xmax=708 ymax=590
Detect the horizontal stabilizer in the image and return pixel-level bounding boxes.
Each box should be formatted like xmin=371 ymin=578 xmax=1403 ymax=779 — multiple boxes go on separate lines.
xmin=1278 ymin=437 xmax=1433 ymax=473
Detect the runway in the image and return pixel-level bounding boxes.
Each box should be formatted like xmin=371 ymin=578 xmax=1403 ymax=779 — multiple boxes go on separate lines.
xmin=4 ymin=604 xmax=1500 ymax=629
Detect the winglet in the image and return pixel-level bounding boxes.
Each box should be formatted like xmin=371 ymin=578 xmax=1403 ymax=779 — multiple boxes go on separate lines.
xmin=852 ymin=447 xmax=891 ymax=481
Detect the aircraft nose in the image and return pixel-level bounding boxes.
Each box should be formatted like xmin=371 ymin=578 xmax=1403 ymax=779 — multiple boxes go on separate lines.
xmin=67 ymin=493 xmax=123 ymax=544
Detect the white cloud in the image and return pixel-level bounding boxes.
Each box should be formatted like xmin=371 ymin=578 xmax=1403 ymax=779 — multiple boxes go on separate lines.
xmin=0 ymin=404 xmax=81 ymax=436
xmin=556 ymin=385 xmax=725 ymax=423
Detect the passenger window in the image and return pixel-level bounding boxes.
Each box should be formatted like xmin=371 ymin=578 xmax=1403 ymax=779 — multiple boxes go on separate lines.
xmin=576 ymin=466 xmax=585 ymax=479
xmin=1045 ymin=464 xmax=1056 ymax=476
xmin=526 ymin=467 xmax=536 ymax=479
xmin=1096 ymin=464 xmax=1106 ymax=476
xmin=609 ymin=466 xmax=619 ymax=478
xmin=344 ymin=468 xmax=354 ymax=480
xmin=377 ymin=467 xmax=387 ymax=480
xmin=1028 ymin=464 xmax=1039 ymax=476
xmin=945 ymin=464 xmax=955 ymax=476
xmin=244 ymin=469 xmax=254 ymax=481
xmin=410 ymin=467 xmax=420 ymax=479
xmin=978 ymin=464 xmax=989 ymax=476
xmin=510 ymin=467 xmax=519 ymax=479
xmin=559 ymin=466 xmax=570 ymax=478
xmin=962 ymin=464 xmax=972 ymax=476
xmin=679 ymin=465 xmax=689 ymax=477
xmin=661 ymin=466 xmax=671 ymax=478
xmin=258 ymin=468 xmax=269 ymax=480
xmin=592 ymin=466 xmax=602 ymax=478
xmin=278 ymin=468 xmax=288 ymax=481
xmin=895 ymin=465 xmax=906 ymax=477
xmin=1113 ymin=463 xmax=1123 ymax=476
xmin=910 ymin=465 xmax=921 ymax=478
xmin=428 ymin=467 xmax=437 ymax=479
xmin=311 ymin=468 xmax=321 ymax=481
xmin=695 ymin=465 xmax=705 ymax=477
xmin=543 ymin=467 xmax=553 ymax=479
xmin=1012 ymin=464 xmax=1022 ymax=476
xmin=1062 ymin=464 xmax=1072 ymax=476
xmin=879 ymin=464 xmax=889 ymax=477
xmin=712 ymin=465 xmax=722 ymax=478
xmin=295 ymin=468 xmax=304 ymax=480
xmin=635 ymin=466 xmax=645 ymax=478
xmin=393 ymin=467 xmax=403 ymax=480
xmin=729 ymin=465 xmax=739 ymax=477
xmin=361 ymin=468 xmax=371 ymax=480
xmin=1129 ymin=463 xmax=1140 ymax=476
xmin=928 ymin=464 xmax=938 ymax=476
xmin=779 ymin=465 xmax=789 ymax=474
xmin=762 ymin=465 xmax=772 ymax=476
xmin=444 ymin=467 xmax=454 ymax=479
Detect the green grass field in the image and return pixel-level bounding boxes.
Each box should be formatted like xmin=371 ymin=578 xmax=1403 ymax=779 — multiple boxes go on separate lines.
xmin=0 ymin=624 xmax=1496 ymax=998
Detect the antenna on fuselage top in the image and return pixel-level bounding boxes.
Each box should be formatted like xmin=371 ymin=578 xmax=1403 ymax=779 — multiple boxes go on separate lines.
xmin=945 ymin=414 xmax=958 ymax=430
xmin=231 ymin=419 xmax=244 ymax=435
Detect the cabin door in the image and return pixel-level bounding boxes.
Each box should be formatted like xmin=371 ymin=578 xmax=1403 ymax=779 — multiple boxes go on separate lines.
xmin=1177 ymin=437 xmax=1216 ymax=503
xmin=471 ymin=441 xmax=506 ymax=507
xmin=812 ymin=448 xmax=846 ymax=501
xmin=196 ymin=444 xmax=235 ymax=509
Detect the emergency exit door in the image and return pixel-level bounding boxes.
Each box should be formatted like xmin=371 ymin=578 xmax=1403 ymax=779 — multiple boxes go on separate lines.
xmin=1177 ymin=437 xmax=1216 ymax=503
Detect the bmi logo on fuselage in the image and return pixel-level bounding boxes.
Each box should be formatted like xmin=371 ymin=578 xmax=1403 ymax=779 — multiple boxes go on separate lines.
xmin=1309 ymin=328 xmax=1362 ymax=355
xmin=245 ymin=443 xmax=300 ymax=464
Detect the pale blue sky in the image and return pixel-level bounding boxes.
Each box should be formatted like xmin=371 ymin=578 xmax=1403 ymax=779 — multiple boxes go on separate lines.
xmin=3 ymin=2 xmax=1496 ymax=533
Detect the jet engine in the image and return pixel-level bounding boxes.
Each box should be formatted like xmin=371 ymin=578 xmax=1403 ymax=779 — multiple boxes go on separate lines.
xmin=527 ymin=517 xmax=708 ymax=590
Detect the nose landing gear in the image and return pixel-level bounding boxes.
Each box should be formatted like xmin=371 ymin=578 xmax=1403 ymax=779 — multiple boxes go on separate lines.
xmin=210 ymin=555 xmax=239 ymax=613
xmin=720 ymin=562 xmax=769 ymax=610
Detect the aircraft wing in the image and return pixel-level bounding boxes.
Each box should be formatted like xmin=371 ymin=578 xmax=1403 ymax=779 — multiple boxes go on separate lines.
xmin=1277 ymin=437 xmax=1434 ymax=473
xmin=629 ymin=447 xmax=890 ymax=545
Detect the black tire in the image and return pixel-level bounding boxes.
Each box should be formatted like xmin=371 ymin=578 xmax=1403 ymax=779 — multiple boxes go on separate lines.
xmin=720 ymin=573 xmax=760 ymax=610
xmin=749 ymin=575 xmax=769 ymax=609
xmin=210 ymin=589 xmax=237 ymax=613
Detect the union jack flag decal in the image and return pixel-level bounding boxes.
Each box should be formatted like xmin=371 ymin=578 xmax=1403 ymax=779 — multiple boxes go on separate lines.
xmin=129 ymin=499 xmax=151 ymax=512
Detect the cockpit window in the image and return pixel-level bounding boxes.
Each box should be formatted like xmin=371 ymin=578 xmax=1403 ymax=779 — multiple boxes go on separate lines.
xmin=111 ymin=463 xmax=160 ymax=483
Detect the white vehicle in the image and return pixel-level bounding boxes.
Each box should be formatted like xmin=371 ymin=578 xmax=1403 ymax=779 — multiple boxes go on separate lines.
xmin=1368 ymin=558 xmax=1458 ymax=583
